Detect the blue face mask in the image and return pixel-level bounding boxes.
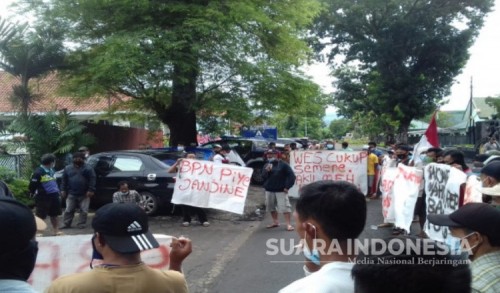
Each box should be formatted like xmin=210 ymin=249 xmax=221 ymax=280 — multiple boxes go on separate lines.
xmin=445 ymin=236 xmax=462 ymax=255
xmin=90 ymin=235 xmax=103 ymax=269
xmin=303 ymin=224 xmax=321 ymax=266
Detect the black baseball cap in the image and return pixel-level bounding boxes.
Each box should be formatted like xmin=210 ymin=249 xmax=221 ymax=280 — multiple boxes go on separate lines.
xmin=480 ymin=161 xmax=500 ymax=181
xmin=428 ymin=203 xmax=500 ymax=243
xmin=92 ymin=203 xmax=159 ymax=254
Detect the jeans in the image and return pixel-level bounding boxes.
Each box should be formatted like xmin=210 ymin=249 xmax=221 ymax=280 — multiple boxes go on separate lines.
xmin=63 ymin=194 xmax=90 ymax=227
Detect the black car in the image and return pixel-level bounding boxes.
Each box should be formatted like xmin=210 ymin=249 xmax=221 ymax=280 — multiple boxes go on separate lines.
xmin=57 ymin=150 xmax=178 ymax=215
xmin=201 ymin=137 xmax=302 ymax=184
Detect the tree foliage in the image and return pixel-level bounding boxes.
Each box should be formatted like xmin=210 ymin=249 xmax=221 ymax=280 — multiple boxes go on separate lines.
xmin=485 ymin=96 xmax=500 ymax=118
xmin=0 ymin=20 xmax=65 ymax=114
xmin=9 ymin=111 xmax=95 ymax=169
xmin=25 ymin=0 xmax=323 ymax=145
xmin=313 ymin=0 xmax=494 ymax=143
xmin=329 ymin=118 xmax=354 ymax=139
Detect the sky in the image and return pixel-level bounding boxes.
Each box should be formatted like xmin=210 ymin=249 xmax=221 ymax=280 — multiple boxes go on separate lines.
xmin=1 ymin=0 xmax=499 ymax=114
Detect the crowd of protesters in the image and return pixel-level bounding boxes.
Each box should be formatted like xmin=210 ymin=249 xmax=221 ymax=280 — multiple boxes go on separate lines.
xmin=1 ymin=139 xmax=499 ymax=293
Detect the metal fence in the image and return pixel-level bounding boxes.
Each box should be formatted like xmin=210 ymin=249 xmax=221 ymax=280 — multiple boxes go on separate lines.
xmin=0 ymin=154 xmax=32 ymax=178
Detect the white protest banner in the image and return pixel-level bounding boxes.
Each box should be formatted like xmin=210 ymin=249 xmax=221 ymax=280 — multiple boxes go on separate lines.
xmin=464 ymin=175 xmax=483 ymax=204
xmin=30 ymin=234 xmax=172 ymax=292
xmin=392 ymin=164 xmax=423 ymax=232
xmin=288 ymin=151 xmax=368 ymax=198
xmin=424 ymin=163 xmax=467 ymax=242
xmin=171 ymin=159 xmax=253 ymax=214
xmin=380 ymin=166 xmax=398 ymax=223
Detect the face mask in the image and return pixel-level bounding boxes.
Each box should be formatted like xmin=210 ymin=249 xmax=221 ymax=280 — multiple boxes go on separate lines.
xmin=459 ymin=232 xmax=479 ymax=258
xmin=74 ymin=160 xmax=84 ymax=167
xmin=268 ymin=157 xmax=277 ymax=162
xmin=326 ymin=144 xmax=334 ymax=149
xmin=119 ymin=191 xmax=129 ymax=197
xmin=302 ymin=224 xmax=321 ymax=266
xmin=445 ymin=236 xmax=462 ymax=255
xmin=90 ymin=235 xmax=103 ymax=269
xmin=420 ymin=155 xmax=433 ymax=163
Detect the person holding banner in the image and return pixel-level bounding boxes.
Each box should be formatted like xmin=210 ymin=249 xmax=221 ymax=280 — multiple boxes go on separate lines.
xmin=168 ymin=153 xmax=210 ymax=227
xmin=46 ymin=203 xmax=191 ymax=293
xmin=428 ymin=203 xmax=500 ymax=293
xmin=364 ymin=146 xmax=379 ymax=199
xmin=262 ymin=149 xmax=296 ymax=231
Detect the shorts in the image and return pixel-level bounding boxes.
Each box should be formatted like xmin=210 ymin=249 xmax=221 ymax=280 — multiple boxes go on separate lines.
xmin=265 ymin=191 xmax=292 ymax=213
xmin=35 ymin=194 xmax=62 ymax=219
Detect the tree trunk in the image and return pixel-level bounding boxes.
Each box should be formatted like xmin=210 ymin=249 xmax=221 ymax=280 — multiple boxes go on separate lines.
xmin=156 ymin=54 xmax=199 ymax=147
xmin=396 ymin=122 xmax=410 ymax=144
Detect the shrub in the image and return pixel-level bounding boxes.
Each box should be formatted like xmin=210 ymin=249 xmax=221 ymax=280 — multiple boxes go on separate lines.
xmin=7 ymin=179 xmax=33 ymax=207
xmin=0 ymin=166 xmax=17 ymax=183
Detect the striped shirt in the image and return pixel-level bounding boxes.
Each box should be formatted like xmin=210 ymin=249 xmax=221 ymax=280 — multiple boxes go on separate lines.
xmin=471 ymin=250 xmax=500 ymax=293
xmin=112 ymin=190 xmax=143 ymax=208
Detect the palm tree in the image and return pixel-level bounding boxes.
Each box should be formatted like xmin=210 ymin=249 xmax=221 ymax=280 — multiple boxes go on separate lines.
xmin=0 ymin=20 xmax=65 ymax=114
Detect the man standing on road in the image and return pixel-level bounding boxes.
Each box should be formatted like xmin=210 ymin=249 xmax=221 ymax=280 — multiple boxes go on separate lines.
xmin=262 ymin=149 xmax=296 ymax=231
xmin=279 ymin=180 xmax=367 ymax=293
xmin=46 ymin=203 xmax=192 ymax=293
xmin=29 ymin=153 xmax=63 ymax=236
xmin=61 ymin=151 xmax=96 ymax=229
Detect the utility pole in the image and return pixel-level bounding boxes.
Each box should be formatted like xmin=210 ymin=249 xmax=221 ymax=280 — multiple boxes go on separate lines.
xmin=469 ymin=76 xmax=475 ymax=146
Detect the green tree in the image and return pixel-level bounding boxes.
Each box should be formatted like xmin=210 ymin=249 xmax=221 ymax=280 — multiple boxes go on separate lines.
xmin=313 ymin=0 xmax=494 ymax=142
xmin=0 ymin=23 xmax=65 ymax=114
xmin=26 ymin=0 xmax=322 ymax=146
xmin=329 ymin=118 xmax=353 ymax=139
xmin=9 ymin=111 xmax=95 ymax=169
xmin=485 ymin=96 xmax=500 ymax=118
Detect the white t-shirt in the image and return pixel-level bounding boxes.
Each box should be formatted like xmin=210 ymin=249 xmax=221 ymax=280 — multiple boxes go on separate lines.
xmin=278 ymin=262 xmax=354 ymax=293
xmin=212 ymin=153 xmax=225 ymax=164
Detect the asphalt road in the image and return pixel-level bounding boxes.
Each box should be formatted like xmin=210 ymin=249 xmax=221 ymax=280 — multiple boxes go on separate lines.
xmin=41 ymin=186 xmax=418 ymax=293
xmin=207 ymin=195 xmax=414 ymax=293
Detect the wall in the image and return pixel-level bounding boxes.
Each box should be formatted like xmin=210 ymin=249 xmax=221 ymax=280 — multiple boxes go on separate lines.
xmin=83 ymin=123 xmax=164 ymax=152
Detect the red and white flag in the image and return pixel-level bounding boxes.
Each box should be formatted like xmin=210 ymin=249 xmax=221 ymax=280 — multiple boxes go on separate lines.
xmin=412 ymin=112 xmax=439 ymax=165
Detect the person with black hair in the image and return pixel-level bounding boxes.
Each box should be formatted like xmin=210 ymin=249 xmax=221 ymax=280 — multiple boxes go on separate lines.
xmin=262 ymin=149 xmax=296 ymax=231
xmin=426 ymin=147 xmax=443 ymax=163
xmin=168 ymin=153 xmax=210 ymax=227
xmin=279 ymin=181 xmax=366 ymax=293
xmin=112 ymin=181 xmax=143 ymax=209
xmin=60 ymin=152 xmax=96 ymax=229
xmin=46 ymin=203 xmax=191 ymax=293
xmin=443 ymin=150 xmax=471 ymax=174
xmin=29 ymin=153 xmax=63 ymax=236
xmin=429 ymin=203 xmax=500 ymax=292
xmin=0 ymin=196 xmax=46 ymax=292
xmin=352 ymin=236 xmax=472 ymax=293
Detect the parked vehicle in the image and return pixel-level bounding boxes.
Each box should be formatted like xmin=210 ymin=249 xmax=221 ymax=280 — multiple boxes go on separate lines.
xmin=56 ymin=150 xmax=178 ymax=215
xmin=201 ymin=137 xmax=301 ymax=184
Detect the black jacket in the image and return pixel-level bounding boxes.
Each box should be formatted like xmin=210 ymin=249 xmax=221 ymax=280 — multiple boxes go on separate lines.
xmin=262 ymin=160 xmax=296 ymax=192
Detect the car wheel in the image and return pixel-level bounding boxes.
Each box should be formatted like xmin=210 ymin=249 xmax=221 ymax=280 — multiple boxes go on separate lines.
xmin=141 ymin=191 xmax=159 ymax=216
xmin=250 ymin=163 xmax=265 ymax=185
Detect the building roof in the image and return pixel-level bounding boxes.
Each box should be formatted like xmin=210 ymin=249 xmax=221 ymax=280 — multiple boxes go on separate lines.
xmin=473 ymin=97 xmax=498 ymax=120
xmin=0 ymin=71 xmax=125 ymax=114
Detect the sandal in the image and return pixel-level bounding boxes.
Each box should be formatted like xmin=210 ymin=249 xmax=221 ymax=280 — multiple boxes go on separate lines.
xmin=266 ymin=223 xmax=280 ymax=229
xmin=286 ymin=225 xmax=294 ymax=231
